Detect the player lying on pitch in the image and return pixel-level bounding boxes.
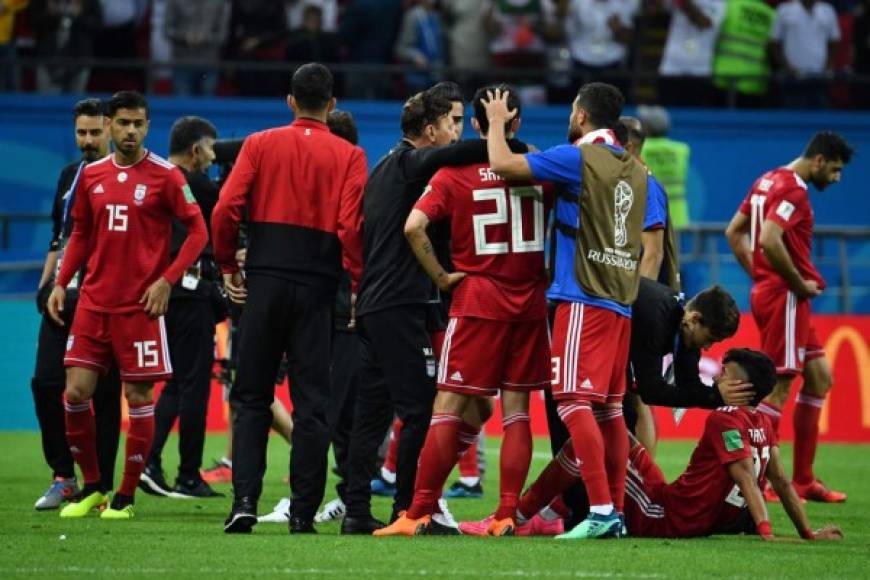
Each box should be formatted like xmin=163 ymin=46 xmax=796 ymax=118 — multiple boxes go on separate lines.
xmin=514 ymin=348 xmax=843 ymax=541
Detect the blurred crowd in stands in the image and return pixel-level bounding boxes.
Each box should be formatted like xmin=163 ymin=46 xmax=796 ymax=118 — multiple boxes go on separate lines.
xmin=0 ymin=0 xmax=868 ymax=108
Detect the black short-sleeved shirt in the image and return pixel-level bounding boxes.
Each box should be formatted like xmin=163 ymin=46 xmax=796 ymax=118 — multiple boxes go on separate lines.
xmin=169 ymin=167 xmax=220 ymax=301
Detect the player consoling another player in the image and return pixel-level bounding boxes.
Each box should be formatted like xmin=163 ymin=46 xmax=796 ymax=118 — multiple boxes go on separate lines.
xmin=41 ymin=61 xmax=850 ymax=542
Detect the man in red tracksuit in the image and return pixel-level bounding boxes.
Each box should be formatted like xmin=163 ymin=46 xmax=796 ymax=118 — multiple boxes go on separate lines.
xmin=212 ymin=63 xmax=366 ymax=534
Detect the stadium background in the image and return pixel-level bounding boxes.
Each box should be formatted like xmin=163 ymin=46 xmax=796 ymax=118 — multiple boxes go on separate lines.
xmin=0 ymin=94 xmax=868 ymax=441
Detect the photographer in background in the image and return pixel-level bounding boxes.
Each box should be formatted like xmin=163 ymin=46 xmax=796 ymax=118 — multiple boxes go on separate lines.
xmin=139 ymin=116 xmax=227 ymax=499
xmin=31 ymin=98 xmax=121 ymax=511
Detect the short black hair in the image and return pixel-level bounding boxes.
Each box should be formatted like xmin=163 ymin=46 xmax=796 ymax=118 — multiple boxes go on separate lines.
xmin=106 ymin=91 xmax=149 ymax=119
xmin=428 ymin=81 xmax=464 ymax=104
xmin=722 ymin=348 xmax=776 ymax=407
xmin=327 ymin=110 xmax=359 ymax=145
xmin=803 ymin=131 xmax=854 ymax=164
xmin=400 ymin=90 xmax=452 ymax=139
xmin=575 ymin=82 xmax=624 ymax=130
xmin=169 ymin=116 xmax=218 ymax=156
xmin=619 ymin=116 xmax=645 ymax=150
xmin=686 ymin=285 xmax=740 ymax=342
xmin=73 ymin=98 xmax=104 ymax=120
xmin=472 ymin=84 xmax=521 ymax=135
xmin=291 ymin=63 xmax=333 ymax=112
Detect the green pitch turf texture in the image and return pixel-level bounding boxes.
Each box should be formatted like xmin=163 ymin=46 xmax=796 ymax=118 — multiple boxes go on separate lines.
xmin=1 ymin=433 xmax=866 ymax=579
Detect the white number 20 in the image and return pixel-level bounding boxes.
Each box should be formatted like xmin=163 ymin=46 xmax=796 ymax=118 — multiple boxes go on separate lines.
xmin=134 ymin=340 xmax=158 ymax=368
xmin=472 ymin=186 xmax=544 ymax=256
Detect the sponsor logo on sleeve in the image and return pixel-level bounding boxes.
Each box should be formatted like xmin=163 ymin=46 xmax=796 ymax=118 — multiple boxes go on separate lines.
xmin=182 ymin=184 xmax=196 ymax=204
xmin=775 ymin=200 xmax=795 ymax=221
xmin=722 ymin=429 xmax=744 ymax=452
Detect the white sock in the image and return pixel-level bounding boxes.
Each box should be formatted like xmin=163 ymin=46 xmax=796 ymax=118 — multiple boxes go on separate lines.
xmin=589 ymin=503 xmax=614 ymax=516
xmin=221 ymin=457 xmax=232 ymax=468
xmin=380 ymin=467 xmax=396 ymax=484
xmin=539 ymin=505 xmax=561 ymax=521
xmin=459 ymin=476 xmax=480 ymax=487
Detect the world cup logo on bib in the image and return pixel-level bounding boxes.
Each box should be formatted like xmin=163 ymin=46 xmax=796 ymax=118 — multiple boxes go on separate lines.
xmin=613 ymin=180 xmax=634 ymax=248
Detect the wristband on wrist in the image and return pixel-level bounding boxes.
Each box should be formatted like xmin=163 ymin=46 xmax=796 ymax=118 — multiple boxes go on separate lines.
xmin=757 ymin=520 xmax=772 ymax=537
xmin=800 ymin=528 xmax=815 ymax=540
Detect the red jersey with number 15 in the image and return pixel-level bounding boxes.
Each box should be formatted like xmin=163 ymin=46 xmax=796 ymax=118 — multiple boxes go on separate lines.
xmin=57 ymin=151 xmax=206 ymax=314
xmin=414 ymin=162 xmax=552 ymax=321
xmin=738 ymin=168 xmax=824 ymax=290
xmin=661 ymin=406 xmax=775 ymax=537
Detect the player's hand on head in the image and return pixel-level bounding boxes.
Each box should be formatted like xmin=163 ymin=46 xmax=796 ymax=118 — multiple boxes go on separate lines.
xmin=223 ymin=272 xmax=247 ymax=305
xmin=140 ymin=277 xmax=171 ymax=318
xmin=46 ymin=285 xmax=66 ymax=326
xmin=436 ymin=271 xmax=466 ymax=292
xmin=812 ymin=524 xmax=844 ymax=541
xmin=481 ymin=88 xmax=517 ymax=124
xmin=717 ymin=378 xmax=755 ymax=406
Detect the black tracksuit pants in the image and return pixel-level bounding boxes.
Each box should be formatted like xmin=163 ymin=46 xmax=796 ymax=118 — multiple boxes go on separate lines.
xmin=31 ymin=295 xmax=121 ymax=490
xmin=231 ymin=274 xmax=333 ymax=522
xmin=345 ymin=305 xmax=437 ymax=519
xmin=149 ymin=297 xmax=215 ymax=480
xmin=328 ymin=328 xmax=360 ymax=502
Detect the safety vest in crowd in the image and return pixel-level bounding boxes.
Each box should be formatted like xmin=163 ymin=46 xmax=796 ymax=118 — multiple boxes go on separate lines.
xmin=712 ymin=0 xmax=775 ymax=95
xmin=642 ymin=137 xmax=690 ymax=230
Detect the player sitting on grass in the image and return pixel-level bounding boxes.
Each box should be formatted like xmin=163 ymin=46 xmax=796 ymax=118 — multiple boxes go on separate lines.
xmin=516 ymin=348 xmax=843 ymax=540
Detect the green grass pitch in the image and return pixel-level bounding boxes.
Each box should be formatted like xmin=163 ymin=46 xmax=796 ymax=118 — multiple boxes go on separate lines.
xmin=1 ymin=433 xmax=867 ymax=578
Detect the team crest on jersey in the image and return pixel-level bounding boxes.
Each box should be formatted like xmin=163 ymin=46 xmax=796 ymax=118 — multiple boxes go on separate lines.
xmin=118 ymin=172 xmax=128 ymax=183
xmin=134 ymin=184 xmax=147 ymax=205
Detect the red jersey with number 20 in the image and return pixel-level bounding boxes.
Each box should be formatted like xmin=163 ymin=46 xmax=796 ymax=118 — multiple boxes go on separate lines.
xmin=662 ymin=407 xmax=775 ymax=537
xmin=738 ymin=168 xmax=824 ymax=290
xmin=414 ymin=162 xmax=552 ymax=321
xmin=57 ymin=151 xmax=207 ymax=314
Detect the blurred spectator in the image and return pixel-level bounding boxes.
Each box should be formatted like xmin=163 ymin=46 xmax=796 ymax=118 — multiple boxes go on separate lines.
xmin=150 ymin=0 xmax=174 ymax=92
xmin=638 ymin=105 xmax=691 ymax=231
xmin=441 ymin=0 xmax=490 ymax=93
xmin=92 ymin=0 xmax=147 ymax=90
xmin=0 ymin=0 xmax=29 ymax=91
xmin=395 ymin=0 xmax=446 ymax=94
xmin=564 ymin=0 xmax=639 ymax=94
xmin=658 ymin=0 xmax=726 ymax=106
xmin=227 ymin=0 xmax=289 ymax=96
xmin=29 ymin=0 xmax=102 ymax=94
xmin=711 ymin=0 xmax=775 ymax=107
xmin=340 ymin=0 xmax=402 ymax=99
xmin=165 ymin=0 xmax=229 ymax=96
xmin=286 ymin=0 xmax=337 ymax=33
xmin=483 ymin=0 xmax=549 ymax=103
xmin=770 ymin=0 xmax=841 ymax=108
xmin=286 ymin=3 xmax=339 ymax=64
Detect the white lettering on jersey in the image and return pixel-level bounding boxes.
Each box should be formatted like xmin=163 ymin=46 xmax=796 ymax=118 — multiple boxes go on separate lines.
xmin=775 ymin=200 xmax=796 ymax=222
xmin=478 ymin=167 xmax=502 ymax=182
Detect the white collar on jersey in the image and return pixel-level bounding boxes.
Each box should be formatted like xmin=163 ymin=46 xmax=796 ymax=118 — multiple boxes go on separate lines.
xmin=575 ymin=128 xmax=617 ymax=146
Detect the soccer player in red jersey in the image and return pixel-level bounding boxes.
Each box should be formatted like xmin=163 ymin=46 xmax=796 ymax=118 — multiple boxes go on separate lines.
xmin=623 ymin=349 xmax=842 ymax=541
xmin=725 ymin=132 xmax=854 ymax=503
xmin=375 ymin=85 xmax=552 ymax=536
xmin=46 ymin=91 xmax=208 ymax=519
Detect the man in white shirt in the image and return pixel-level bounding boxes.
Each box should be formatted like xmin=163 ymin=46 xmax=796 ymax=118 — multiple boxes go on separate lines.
xmin=566 ymin=0 xmax=639 ymax=92
xmin=658 ymin=0 xmax=726 ymax=106
xmin=770 ymin=0 xmax=841 ymax=108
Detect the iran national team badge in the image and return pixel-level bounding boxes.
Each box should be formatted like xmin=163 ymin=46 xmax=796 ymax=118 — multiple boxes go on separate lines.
xmin=118 ymin=171 xmax=128 ymax=183
xmin=134 ymin=184 xmax=147 ymax=205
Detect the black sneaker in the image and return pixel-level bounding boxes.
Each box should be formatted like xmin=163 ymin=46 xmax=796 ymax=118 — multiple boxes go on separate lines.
xmin=173 ymin=477 xmax=225 ymax=498
xmin=224 ymin=497 xmax=257 ymax=534
xmin=444 ymin=480 xmax=484 ymax=498
xmin=139 ymin=464 xmax=174 ymax=497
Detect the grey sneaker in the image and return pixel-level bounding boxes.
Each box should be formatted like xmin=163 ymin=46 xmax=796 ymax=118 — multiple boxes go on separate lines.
xmin=35 ymin=477 xmax=79 ymax=510
xmin=314 ymin=498 xmax=346 ymax=523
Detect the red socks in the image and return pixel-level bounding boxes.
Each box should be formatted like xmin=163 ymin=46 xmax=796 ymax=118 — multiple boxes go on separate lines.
xmin=594 ymin=406 xmax=629 ymax=512
xmin=559 ymin=401 xmax=611 ymax=507
xmin=406 ymin=413 xmax=462 ymax=519
xmin=382 ymin=417 xmax=403 ymax=474
xmin=64 ymin=397 xmax=101 ymax=486
xmin=757 ymin=401 xmax=782 ymax=434
xmin=517 ymin=440 xmax=581 ymax=520
xmin=495 ymin=413 xmax=531 ymax=520
xmin=793 ymin=392 xmax=825 ymax=485
xmin=457 ymin=439 xmax=479 ymax=478
xmin=118 ymin=402 xmax=155 ymax=497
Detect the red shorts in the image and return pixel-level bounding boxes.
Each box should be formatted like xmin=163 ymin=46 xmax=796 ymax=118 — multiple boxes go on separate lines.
xmin=750 ymin=286 xmax=824 ymax=376
xmin=551 ymin=302 xmax=631 ymax=404
xmin=64 ymin=308 xmax=173 ymax=382
xmin=437 ymin=317 xmax=550 ymax=397
xmin=623 ymin=444 xmax=669 ymax=537
xmin=430 ymin=329 xmax=445 ymax=362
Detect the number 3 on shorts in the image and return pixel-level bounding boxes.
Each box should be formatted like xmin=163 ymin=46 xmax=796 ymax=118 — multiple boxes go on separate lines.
xmin=134 ymin=340 xmax=159 ymax=368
